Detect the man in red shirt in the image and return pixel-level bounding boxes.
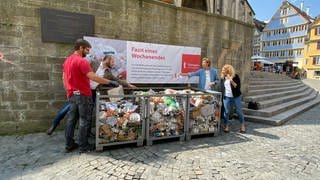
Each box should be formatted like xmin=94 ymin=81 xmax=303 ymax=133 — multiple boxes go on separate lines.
xmin=63 ymin=38 xmax=118 ymax=153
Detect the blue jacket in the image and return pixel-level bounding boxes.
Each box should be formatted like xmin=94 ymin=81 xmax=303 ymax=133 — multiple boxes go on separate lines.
xmin=188 ymin=68 xmax=219 ymax=90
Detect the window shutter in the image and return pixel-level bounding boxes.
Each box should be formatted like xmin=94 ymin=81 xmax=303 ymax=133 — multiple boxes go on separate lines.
xmin=313 ymin=57 xmax=316 ymax=65
xmin=315 ymin=28 xmax=318 ymax=35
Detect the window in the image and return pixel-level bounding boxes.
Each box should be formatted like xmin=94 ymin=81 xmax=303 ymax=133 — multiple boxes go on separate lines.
xmin=305 ymin=58 xmax=308 ymax=65
xmin=282 ymin=8 xmax=288 ymax=16
xmin=284 ymin=18 xmax=288 ymax=24
xmin=315 ymin=27 xmax=320 ymax=36
xmin=289 ymin=50 xmax=293 ymax=56
xmin=317 ymin=42 xmax=320 ymax=50
xmin=297 ymin=49 xmax=303 ymax=56
xmin=314 ymin=56 xmax=320 ymax=65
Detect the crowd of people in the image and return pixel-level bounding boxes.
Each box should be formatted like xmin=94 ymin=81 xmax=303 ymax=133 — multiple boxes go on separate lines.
xmin=48 ymin=38 xmax=246 ymax=153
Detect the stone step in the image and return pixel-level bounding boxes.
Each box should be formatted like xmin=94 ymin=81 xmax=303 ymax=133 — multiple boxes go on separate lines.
xmin=249 ymin=76 xmax=292 ymax=81
xmin=243 ymin=90 xmax=319 ymax=117
xmin=250 ymin=72 xmax=292 ymax=79
xmin=247 ymin=83 xmax=306 ymax=96
xmin=244 ymin=95 xmax=320 ymax=125
xmin=249 ymin=80 xmax=299 ymax=85
xmin=243 ymin=85 xmax=310 ymax=102
xmin=248 ymin=81 xmax=302 ymax=90
xmin=256 ymin=88 xmax=315 ymax=109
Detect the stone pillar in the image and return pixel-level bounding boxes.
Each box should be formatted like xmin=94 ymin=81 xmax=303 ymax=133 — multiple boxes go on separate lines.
xmin=174 ymin=0 xmax=182 ymax=7
xmin=206 ymin=0 xmax=214 ymax=13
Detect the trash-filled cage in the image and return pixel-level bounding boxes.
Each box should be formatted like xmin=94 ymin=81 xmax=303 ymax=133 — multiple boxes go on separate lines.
xmin=95 ymin=86 xmax=222 ymax=150
xmin=95 ymin=86 xmax=146 ymax=151
xmin=142 ymin=89 xmax=188 ymax=146
xmin=186 ymin=90 xmax=222 ymax=140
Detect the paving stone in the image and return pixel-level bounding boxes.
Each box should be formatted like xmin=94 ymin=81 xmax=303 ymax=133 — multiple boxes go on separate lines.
xmin=1 ymin=104 xmax=320 ymax=179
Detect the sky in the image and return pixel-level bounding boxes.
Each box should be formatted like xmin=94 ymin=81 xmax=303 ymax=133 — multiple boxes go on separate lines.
xmin=247 ymin=0 xmax=320 ymax=22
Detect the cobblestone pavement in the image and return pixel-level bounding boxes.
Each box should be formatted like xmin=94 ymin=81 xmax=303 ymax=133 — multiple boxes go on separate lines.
xmin=1 ymin=102 xmax=320 ymax=180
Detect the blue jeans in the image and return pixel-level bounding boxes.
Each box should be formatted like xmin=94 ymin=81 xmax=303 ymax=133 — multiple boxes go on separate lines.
xmin=52 ymin=102 xmax=70 ymax=129
xmin=223 ymin=96 xmax=245 ymax=125
xmin=65 ymin=94 xmax=93 ymax=149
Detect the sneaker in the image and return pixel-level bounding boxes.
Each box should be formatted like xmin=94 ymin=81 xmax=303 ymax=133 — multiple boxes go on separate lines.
xmin=79 ymin=144 xmax=95 ymax=153
xmin=65 ymin=143 xmax=79 ymax=153
xmin=240 ymin=124 xmax=246 ymax=134
xmin=46 ymin=126 xmax=55 ymax=135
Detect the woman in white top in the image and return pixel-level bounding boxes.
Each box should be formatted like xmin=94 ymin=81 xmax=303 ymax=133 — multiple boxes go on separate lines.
xmin=180 ymin=57 xmax=219 ymax=91
xmin=220 ymin=64 xmax=245 ymax=133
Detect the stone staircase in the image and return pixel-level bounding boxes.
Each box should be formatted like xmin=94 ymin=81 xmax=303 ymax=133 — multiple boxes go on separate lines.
xmin=242 ymin=71 xmax=320 ymax=125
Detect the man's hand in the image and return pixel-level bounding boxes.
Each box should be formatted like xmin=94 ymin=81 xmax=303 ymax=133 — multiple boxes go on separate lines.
xmin=128 ymin=84 xmax=137 ymax=88
xmin=109 ymin=80 xmax=119 ymax=87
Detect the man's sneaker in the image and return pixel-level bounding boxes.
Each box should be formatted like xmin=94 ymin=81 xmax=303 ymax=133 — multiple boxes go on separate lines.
xmin=79 ymin=144 xmax=95 ymax=153
xmin=65 ymin=143 xmax=79 ymax=153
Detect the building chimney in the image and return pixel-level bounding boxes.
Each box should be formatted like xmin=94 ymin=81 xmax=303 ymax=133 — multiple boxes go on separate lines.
xmin=300 ymin=1 xmax=304 ymax=10
xmin=306 ymin=6 xmax=310 ymax=15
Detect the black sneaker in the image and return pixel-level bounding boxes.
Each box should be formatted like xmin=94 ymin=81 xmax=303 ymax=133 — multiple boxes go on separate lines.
xmin=65 ymin=143 xmax=79 ymax=153
xmin=79 ymin=144 xmax=95 ymax=153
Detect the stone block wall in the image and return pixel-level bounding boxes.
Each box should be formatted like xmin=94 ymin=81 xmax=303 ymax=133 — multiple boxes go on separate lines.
xmin=0 ymin=0 xmax=253 ymax=135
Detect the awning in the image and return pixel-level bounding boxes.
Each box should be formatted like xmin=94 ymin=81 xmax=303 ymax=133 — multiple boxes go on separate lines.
xmin=252 ymin=59 xmax=275 ymax=65
xmin=251 ymin=55 xmax=266 ymax=60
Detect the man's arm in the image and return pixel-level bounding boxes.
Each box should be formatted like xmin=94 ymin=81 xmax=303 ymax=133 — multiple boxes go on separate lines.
xmin=103 ymin=69 xmax=134 ymax=88
xmin=87 ymin=71 xmax=110 ymax=84
xmin=87 ymin=71 xmax=119 ymax=86
xmin=62 ymin=72 xmax=67 ymax=90
xmin=213 ymin=69 xmax=220 ymax=84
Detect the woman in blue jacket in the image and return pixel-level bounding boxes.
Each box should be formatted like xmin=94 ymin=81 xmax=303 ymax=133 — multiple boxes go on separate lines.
xmin=180 ymin=57 xmax=219 ymax=91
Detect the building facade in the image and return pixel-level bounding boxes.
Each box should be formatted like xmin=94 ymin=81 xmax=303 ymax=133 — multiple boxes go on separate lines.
xmin=160 ymin=0 xmax=255 ymax=24
xmin=253 ymin=19 xmax=266 ymax=57
xmin=303 ymin=16 xmax=320 ymax=79
xmin=261 ymin=0 xmax=312 ymax=68
xmin=0 ymin=0 xmax=254 ymax=135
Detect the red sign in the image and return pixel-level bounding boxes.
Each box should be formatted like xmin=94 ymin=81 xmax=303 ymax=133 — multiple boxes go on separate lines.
xmin=181 ymin=54 xmax=201 ymax=73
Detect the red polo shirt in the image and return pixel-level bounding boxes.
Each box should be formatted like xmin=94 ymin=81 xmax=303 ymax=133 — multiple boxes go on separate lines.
xmin=63 ymin=53 xmax=92 ymax=98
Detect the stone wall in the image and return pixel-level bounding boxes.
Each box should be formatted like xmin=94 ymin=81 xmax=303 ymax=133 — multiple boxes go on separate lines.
xmin=0 ymin=0 xmax=253 ymax=135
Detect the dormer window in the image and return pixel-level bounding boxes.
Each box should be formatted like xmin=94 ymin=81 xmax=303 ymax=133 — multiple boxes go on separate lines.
xmin=281 ymin=8 xmax=288 ymax=16
xmin=280 ymin=18 xmax=288 ymax=24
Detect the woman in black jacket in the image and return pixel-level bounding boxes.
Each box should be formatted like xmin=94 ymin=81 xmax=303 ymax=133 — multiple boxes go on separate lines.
xmin=220 ymin=64 xmax=245 ymax=133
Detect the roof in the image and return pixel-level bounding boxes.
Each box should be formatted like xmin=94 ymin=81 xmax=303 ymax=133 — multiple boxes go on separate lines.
xmin=263 ymin=1 xmax=313 ymax=31
xmin=244 ymin=0 xmax=255 ymax=16
xmin=254 ymin=19 xmax=266 ymax=32
xmin=286 ymin=1 xmax=313 ymax=23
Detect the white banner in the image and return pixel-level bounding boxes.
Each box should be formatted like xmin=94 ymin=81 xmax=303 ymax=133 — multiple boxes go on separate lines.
xmin=84 ymin=36 xmax=201 ymax=84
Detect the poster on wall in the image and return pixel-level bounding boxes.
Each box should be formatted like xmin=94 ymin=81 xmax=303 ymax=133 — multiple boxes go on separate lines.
xmin=84 ymin=36 xmax=201 ymax=84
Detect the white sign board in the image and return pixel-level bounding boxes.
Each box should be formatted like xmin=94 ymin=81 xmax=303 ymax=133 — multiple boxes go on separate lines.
xmin=84 ymin=36 xmax=201 ymax=84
